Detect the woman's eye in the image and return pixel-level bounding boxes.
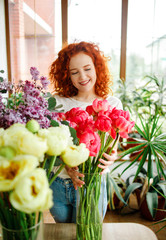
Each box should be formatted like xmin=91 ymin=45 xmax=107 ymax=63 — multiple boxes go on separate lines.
xmin=85 ymin=68 xmax=91 ymax=71
xmin=71 ymin=72 xmax=78 ymax=75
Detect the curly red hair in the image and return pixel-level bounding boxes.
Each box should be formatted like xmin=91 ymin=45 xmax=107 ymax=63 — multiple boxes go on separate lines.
xmin=49 ymin=41 xmax=113 ymax=98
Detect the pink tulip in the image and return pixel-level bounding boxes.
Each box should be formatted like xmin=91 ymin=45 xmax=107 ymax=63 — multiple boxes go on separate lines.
xmin=79 ymin=131 xmax=101 ymax=156
xmin=77 ymin=118 xmax=95 ymax=137
xmin=115 ymin=117 xmax=135 ymax=138
xmin=65 ymin=107 xmax=89 ymax=124
xmin=108 ymin=107 xmax=124 ymax=122
xmin=94 ymin=115 xmax=112 ymax=132
xmin=108 ymin=127 xmax=117 ymax=139
xmin=57 ymin=112 xmax=66 ymax=121
xmin=86 ymin=105 xmax=96 ymax=116
xmin=92 ymin=99 xmax=110 ymax=113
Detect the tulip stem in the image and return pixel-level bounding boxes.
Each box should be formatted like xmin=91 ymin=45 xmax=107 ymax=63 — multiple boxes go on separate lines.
xmin=47 ymin=156 xmax=57 ymax=178
xmin=49 ymin=162 xmax=66 ymax=186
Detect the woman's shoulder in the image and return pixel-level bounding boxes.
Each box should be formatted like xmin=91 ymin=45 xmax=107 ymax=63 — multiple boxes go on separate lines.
xmin=53 ymin=94 xmax=64 ymax=101
xmin=106 ymin=95 xmax=123 ymax=110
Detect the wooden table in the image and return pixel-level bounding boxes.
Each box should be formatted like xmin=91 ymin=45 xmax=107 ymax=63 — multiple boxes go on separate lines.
xmin=44 ymin=222 xmax=158 ymax=240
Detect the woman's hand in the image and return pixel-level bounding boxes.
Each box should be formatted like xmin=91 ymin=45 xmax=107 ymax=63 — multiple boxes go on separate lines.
xmin=65 ymin=165 xmax=85 ymax=190
xmin=98 ymin=149 xmax=117 ymax=174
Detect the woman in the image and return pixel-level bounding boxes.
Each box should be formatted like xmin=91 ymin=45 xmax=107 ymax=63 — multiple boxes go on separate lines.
xmin=49 ymin=41 xmax=123 ymax=223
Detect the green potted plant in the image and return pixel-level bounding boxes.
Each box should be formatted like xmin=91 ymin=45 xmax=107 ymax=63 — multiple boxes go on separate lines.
xmin=106 ymin=172 xmax=126 ymax=210
xmin=115 ymin=78 xmax=133 ymax=111
xmin=152 ymin=192 xmax=166 ymax=233
xmin=111 ymin=110 xmax=166 ymax=220
xmin=123 ymin=169 xmax=166 ymax=221
xmin=113 ymin=112 xmax=166 ymax=181
xmin=132 ymin=75 xmax=166 ymax=123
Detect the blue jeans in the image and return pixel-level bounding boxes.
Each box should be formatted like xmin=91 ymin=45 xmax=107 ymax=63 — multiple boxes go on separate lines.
xmin=50 ymin=175 xmax=107 ymax=223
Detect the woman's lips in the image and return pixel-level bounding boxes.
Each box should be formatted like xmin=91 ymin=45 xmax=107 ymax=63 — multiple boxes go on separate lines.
xmin=79 ymin=80 xmax=90 ymax=85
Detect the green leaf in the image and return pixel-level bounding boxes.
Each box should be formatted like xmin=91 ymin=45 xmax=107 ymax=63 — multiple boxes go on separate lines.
xmin=119 ymin=143 xmax=147 ymax=157
xmin=44 ymin=92 xmax=52 ymax=98
xmin=0 ymin=70 xmax=5 ymax=73
xmin=0 ymin=76 xmax=4 ymax=82
xmin=150 ymin=115 xmax=160 ymax=138
xmin=50 ymin=120 xmax=59 ymax=127
xmin=124 ymin=182 xmax=142 ymax=202
xmin=152 ymin=185 xmax=166 ymax=198
xmin=134 ymin=147 xmax=149 ymax=180
xmin=54 ymin=156 xmax=63 ymax=166
xmin=156 ymin=182 xmax=166 ymax=196
xmin=120 ymin=150 xmax=144 ymax=176
xmin=146 ymin=191 xmax=158 ymax=219
xmin=153 ymin=220 xmax=166 ymax=233
xmin=55 ymin=104 xmax=63 ymax=109
xmin=48 ymin=97 xmax=57 ymax=110
xmin=109 ymin=175 xmax=126 ymax=205
xmin=147 ymin=147 xmax=153 ymax=179
xmin=135 ymin=123 xmax=147 ymax=140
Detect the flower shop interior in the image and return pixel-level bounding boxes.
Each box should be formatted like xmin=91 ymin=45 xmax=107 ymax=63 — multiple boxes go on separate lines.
xmin=0 ymin=0 xmax=166 ymax=240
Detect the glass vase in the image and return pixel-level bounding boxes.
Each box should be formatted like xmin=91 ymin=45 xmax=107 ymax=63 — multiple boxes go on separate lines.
xmin=76 ymin=173 xmax=106 ymax=240
xmin=0 ymin=217 xmax=43 ymax=240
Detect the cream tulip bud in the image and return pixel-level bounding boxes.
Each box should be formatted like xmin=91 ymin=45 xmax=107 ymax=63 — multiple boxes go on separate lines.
xmin=26 ymin=119 xmax=40 ymax=133
xmin=61 ymin=143 xmax=89 ymax=167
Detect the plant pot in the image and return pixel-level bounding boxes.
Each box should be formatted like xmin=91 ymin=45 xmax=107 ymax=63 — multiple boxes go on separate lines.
xmin=135 ymin=189 xmax=166 ymax=221
xmin=76 ymin=173 xmax=106 ymax=240
xmin=140 ymin=195 xmax=166 ymax=221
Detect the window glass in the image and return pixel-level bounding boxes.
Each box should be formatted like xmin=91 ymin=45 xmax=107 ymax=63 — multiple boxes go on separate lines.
xmin=126 ymin=0 xmax=166 ymax=84
xmin=0 ymin=0 xmax=8 ymax=78
xmin=8 ymin=0 xmax=61 ymax=81
xmin=68 ymin=0 xmax=122 ymax=84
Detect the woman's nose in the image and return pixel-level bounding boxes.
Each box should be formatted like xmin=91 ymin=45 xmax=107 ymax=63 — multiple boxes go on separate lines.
xmin=79 ymin=70 xmax=87 ymax=80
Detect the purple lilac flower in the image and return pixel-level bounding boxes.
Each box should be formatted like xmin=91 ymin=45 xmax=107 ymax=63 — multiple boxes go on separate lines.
xmin=0 ymin=78 xmax=13 ymax=93
xmin=0 ymin=95 xmax=5 ymax=111
xmin=0 ymin=109 xmax=25 ymax=129
xmin=0 ymin=67 xmax=56 ymax=129
xmin=30 ymin=67 xmax=40 ymax=81
xmin=40 ymin=76 xmax=50 ymax=89
xmin=23 ymin=81 xmax=40 ymax=97
xmin=51 ymin=112 xmax=59 ymax=121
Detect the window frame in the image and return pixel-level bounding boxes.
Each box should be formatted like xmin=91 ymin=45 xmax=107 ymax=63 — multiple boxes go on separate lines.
xmin=4 ymin=0 xmax=128 ymax=81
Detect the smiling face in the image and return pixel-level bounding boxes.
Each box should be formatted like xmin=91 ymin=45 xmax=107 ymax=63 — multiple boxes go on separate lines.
xmin=69 ymin=52 xmax=97 ymax=95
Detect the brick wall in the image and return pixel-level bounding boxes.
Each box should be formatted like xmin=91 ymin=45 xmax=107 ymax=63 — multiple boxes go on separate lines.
xmin=9 ymin=0 xmax=56 ymax=83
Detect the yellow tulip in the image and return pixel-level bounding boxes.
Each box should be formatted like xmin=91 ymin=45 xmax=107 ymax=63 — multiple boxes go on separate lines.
xmin=10 ymin=168 xmax=53 ymax=214
xmin=2 ymin=124 xmax=48 ymax=158
xmin=0 ymin=155 xmax=38 ymax=191
xmin=38 ymin=125 xmax=73 ymax=156
xmin=61 ymin=143 xmax=89 ymax=167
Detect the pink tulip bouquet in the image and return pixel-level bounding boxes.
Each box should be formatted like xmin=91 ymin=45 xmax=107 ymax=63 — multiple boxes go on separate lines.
xmin=58 ymin=99 xmax=135 ymax=240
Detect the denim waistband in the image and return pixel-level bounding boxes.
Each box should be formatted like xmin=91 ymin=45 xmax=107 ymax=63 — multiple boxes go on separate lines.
xmin=54 ymin=176 xmax=73 ymax=186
